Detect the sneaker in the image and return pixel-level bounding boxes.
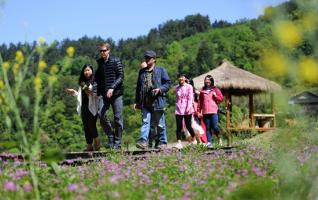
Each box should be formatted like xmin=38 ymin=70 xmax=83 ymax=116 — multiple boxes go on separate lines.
xmin=156 ymin=143 xmax=167 ymax=150
xmin=173 ymin=142 xmax=183 ymax=149
xmin=136 ymin=141 xmax=147 ymax=150
xmin=207 ymin=142 xmax=213 ymax=148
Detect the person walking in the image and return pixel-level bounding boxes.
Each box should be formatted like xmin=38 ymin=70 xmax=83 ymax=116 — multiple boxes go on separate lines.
xmin=134 ymin=50 xmax=172 ymax=149
xmin=65 ymin=64 xmax=101 ymax=151
xmin=197 ymin=75 xmax=223 ymax=148
xmin=95 ymin=42 xmax=124 ymax=149
xmin=173 ymin=74 xmax=196 ymax=149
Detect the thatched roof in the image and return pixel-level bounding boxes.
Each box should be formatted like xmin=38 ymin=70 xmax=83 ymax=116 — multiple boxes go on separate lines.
xmin=192 ymin=60 xmax=282 ymax=94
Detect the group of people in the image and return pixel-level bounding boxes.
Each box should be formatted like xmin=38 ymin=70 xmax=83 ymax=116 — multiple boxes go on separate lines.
xmin=66 ymin=42 xmax=223 ymax=151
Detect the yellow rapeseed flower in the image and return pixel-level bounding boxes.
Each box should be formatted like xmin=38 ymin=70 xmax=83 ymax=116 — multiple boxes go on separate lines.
xmin=0 ymin=80 xmax=4 ymax=90
xmin=34 ymin=76 xmax=42 ymax=91
xmin=2 ymin=62 xmax=10 ymax=71
xmin=261 ymin=49 xmax=288 ymax=77
xmin=299 ymin=57 xmax=318 ymax=83
xmin=49 ymin=64 xmax=59 ymax=75
xmin=15 ymin=50 xmax=24 ymax=64
xmin=273 ymin=20 xmax=302 ymax=49
xmin=13 ymin=63 xmax=20 ymax=75
xmin=66 ymin=46 xmax=75 ymax=57
xmin=48 ymin=76 xmax=57 ymax=83
xmin=38 ymin=60 xmax=47 ymax=72
xmin=37 ymin=37 xmax=45 ymax=45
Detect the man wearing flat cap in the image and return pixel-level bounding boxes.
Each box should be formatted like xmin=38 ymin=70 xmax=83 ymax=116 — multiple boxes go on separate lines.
xmin=134 ymin=50 xmax=172 ymax=149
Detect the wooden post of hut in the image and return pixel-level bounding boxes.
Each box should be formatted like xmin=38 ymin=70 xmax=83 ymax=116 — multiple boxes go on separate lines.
xmin=249 ymin=93 xmax=254 ymax=128
xmin=225 ymin=90 xmax=231 ymax=129
xmin=271 ymin=93 xmax=276 ymax=128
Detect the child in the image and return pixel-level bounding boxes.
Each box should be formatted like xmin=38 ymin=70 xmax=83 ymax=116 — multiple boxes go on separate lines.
xmin=65 ymin=64 xmax=101 ymax=151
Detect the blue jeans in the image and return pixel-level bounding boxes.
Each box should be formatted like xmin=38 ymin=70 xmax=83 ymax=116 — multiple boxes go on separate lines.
xmin=203 ymin=113 xmax=220 ymax=143
xmin=101 ymin=95 xmax=123 ymax=148
xmin=139 ymin=107 xmax=167 ymax=145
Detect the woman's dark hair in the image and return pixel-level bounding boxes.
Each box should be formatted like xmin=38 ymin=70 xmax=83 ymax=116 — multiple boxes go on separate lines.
xmin=78 ymin=64 xmax=94 ymax=85
xmin=203 ymin=75 xmax=214 ymax=89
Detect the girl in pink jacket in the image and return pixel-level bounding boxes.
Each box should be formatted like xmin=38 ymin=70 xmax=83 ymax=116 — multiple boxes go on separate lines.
xmin=197 ymin=75 xmax=223 ymax=148
xmin=174 ymin=74 xmax=196 ymax=149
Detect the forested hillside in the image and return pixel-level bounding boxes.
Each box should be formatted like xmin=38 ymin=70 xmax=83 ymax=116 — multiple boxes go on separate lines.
xmin=0 ymin=0 xmax=317 ymax=152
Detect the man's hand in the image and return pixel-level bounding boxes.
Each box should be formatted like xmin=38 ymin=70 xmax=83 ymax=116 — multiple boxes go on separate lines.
xmin=133 ymin=103 xmax=141 ymax=110
xmin=65 ymin=88 xmax=76 ymax=95
xmin=152 ymin=88 xmax=160 ymax=96
xmin=106 ymin=89 xmax=114 ymax=98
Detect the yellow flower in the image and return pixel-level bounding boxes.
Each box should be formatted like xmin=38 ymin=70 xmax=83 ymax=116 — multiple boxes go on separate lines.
xmin=36 ymin=45 xmax=44 ymax=54
xmin=273 ymin=20 xmax=302 ymax=49
xmin=261 ymin=49 xmax=288 ymax=77
xmin=2 ymin=62 xmax=10 ymax=71
xmin=38 ymin=60 xmax=47 ymax=72
xmin=49 ymin=64 xmax=59 ymax=75
xmin=13 ymin=63 xmax=20 ymax=75
xmin=34 ymin=75 xmax=42 ymax=91
xmin=48 ymin=76 xmax=57 ymax=83
xmin=15 ymin=50 xmax=24 ymax=64
xmin=37 ymin=37 xmax=45 ymax=45
xmin=0 ymin=80 xmax=4 ymax=90
xmin=66 ymin=46 xmax=75 ymax=57
xmin=299 ymin=57 xmax=318 ymax=83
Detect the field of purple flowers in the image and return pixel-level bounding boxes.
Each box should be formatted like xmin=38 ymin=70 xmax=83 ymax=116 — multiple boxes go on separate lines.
xmin=0 ymin=119 xmax=317 ymax=200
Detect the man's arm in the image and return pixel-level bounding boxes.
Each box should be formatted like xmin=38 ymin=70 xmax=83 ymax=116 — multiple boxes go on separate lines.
xmin=111 ymin=58 xmax=124 ymax=89
xmin=158 ymin=67 xmax=171 ymax=94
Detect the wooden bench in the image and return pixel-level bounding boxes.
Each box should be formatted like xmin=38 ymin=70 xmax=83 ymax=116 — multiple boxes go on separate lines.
xmin=253 ymin=113 xmax=276 ymax=128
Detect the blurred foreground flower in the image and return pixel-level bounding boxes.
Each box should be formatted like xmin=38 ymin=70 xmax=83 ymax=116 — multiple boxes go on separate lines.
xmin=4 ymin=181 xmax=17 ymax=191
xmin=38 ymin=60 xmax=47 ymax=72
xmin=15 ymin=50 xmax=24 ymax=64
xmin=66 ymin=46 xmax=75 ymax=57
xmin=49 ymin=64 xmax=59 ymax=75
xmin=37 ymin=37 xmax=45 ymax=45
xmin=273 ymin=20 xmax=302 ymax=49
xmin=34 ymin=76 xmax=42 ymax=91
xmin=0 ymin=79 xmax=4 ymax=90
xmin=261 ymin=49 xmax=288 ymax=77
xmin=299 ymin=57 xmax=318 ymax=83
xmin=2 ymin=61 xmax=10 ymax=71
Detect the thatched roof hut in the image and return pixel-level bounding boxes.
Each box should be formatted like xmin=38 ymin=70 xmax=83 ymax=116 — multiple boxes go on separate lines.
xmin=193 ymin=60 xmax=281 ymax=95
xmin=193 ymin=60 xmax=282 ymax=132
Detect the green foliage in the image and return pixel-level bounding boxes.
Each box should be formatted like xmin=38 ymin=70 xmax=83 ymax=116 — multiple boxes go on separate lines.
xmin=226 ymin=178 xmax=278 ymax=200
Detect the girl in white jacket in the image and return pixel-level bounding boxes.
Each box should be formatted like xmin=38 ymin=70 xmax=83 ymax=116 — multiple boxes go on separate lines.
xmin=65 ymin=64 xmax=101 ymax=151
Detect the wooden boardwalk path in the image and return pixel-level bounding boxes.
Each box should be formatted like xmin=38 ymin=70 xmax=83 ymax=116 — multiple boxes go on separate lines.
xmin=0 ymin=145 xmax=236 ymax=166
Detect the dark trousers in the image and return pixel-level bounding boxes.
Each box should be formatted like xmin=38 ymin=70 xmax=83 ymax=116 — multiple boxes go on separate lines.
xmin=176 ymin=114 xmax=195 ymax=140
xmin=81 ymin=107 xmax=98 ymax=144
xmin=101 ymin=95 xmax=123 ymax=148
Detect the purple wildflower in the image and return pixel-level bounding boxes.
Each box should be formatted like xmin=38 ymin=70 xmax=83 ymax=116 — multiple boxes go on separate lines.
xmin=23 ymin=182 xmax=33 ymax=192
xmin=4 ymin=181 xmax=17 ymax=191
xmin=251 ymin=166 xmax=265 ymax=176
xmin=53 ymin=196 xmax=61 ymax=200
xmin=68 ymin=183 xmax=78 ymax=192
xmin=112 ymin=191 xmax=121 ymax=198
xmin=181 ymin=183 xmax=190 ymax=190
